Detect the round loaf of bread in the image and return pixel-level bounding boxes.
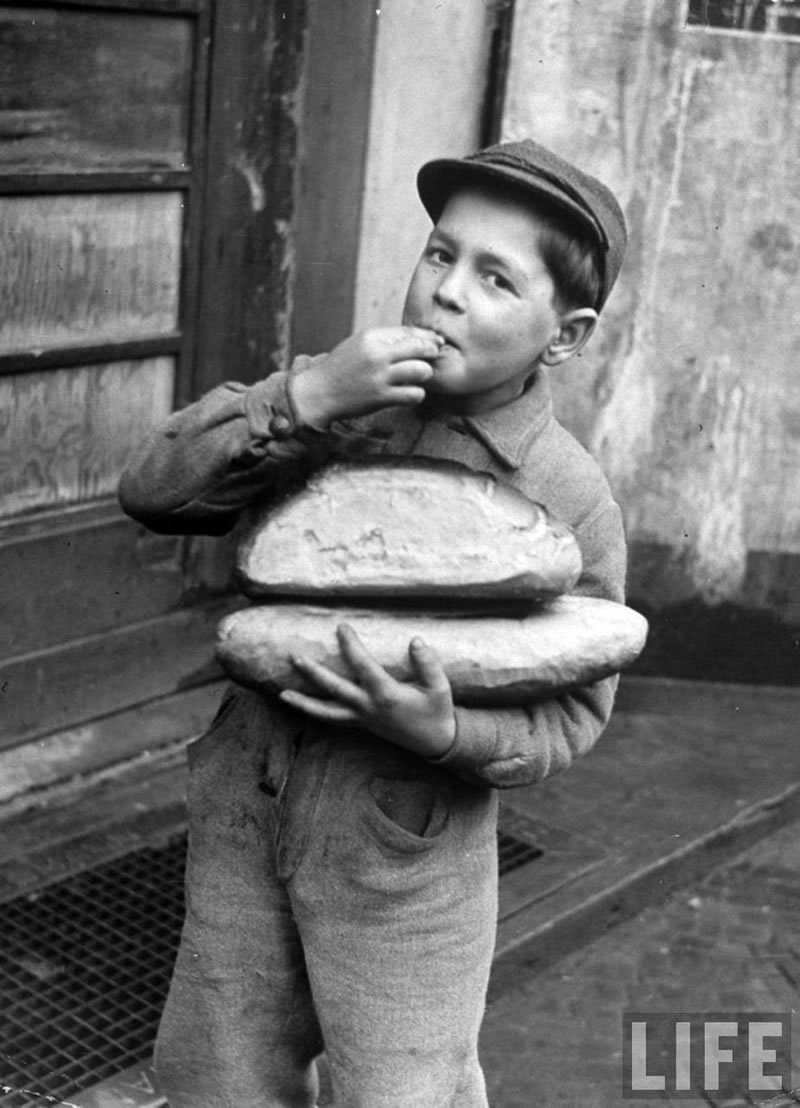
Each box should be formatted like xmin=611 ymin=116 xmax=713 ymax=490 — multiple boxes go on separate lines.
xmin=237 ymin=457 xmax=582 ymax=601
xmin=216 ymin=597 xmax=649 ymax=706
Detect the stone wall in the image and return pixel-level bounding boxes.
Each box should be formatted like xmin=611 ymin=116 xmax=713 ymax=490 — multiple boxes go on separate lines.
xmin=350 ymin=0 xmax=799 ymax=681
xmin=503 ymin=0 xmax=799 ymax=680
xmin=352 ymin=0 xmax=496 ymax=330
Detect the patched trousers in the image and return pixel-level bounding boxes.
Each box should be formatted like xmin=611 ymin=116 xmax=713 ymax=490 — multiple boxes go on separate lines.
xmin=154 ymin=688 xmax=499 ymax=1108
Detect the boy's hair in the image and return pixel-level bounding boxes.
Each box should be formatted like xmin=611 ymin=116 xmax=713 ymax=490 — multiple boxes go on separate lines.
xmin=534 ymin=197 xmax=604 ymax=313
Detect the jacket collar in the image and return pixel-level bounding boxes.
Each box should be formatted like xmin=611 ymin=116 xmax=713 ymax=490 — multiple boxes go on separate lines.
xmin=458 ymin=368 xmax=554 ymax=470
xmin=356 ymin=367 xmax=555 ymax=469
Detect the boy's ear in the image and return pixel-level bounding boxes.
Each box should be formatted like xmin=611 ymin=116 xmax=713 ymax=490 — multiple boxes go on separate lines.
xmin=540 ymin=309 xmax=598 ymax=367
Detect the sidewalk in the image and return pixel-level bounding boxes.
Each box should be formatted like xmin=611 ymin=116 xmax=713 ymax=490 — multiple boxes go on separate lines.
xmin=0 ymin=675 xmax=798 ymax=1107
xmin=68 ymin=820 xmax=800 ymax=1108
xmin=491 ymin=676 xmax=800 ymax=997
xmin=480 ymin=819 xmax=800 ymax=1106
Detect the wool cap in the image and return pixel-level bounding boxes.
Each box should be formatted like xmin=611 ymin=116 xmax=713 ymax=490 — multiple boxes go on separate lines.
xmin=417 ymin=138 xmax=627 ymax=310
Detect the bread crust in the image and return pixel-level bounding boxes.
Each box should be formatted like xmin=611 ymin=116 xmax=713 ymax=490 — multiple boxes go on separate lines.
xmin=237 ymin=457 xmax=583 ymax=601
xmin=216 ymin=597 xmax=649 ymax=706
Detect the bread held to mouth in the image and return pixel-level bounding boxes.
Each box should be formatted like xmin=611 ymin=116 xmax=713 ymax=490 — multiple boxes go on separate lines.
xmin=237 ymin=457 xmax=583 ymax=601
xmin=216 ymin=597 xmax=649 ymax=706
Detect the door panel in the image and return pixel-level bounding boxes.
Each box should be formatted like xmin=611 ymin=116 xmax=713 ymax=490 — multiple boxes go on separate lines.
xmin=0 ymin=598 xmax=233 ymax=747
xmin=0 ymin=358 xmax=174 ymax=517
xmin=0 ymin=503 xmax=185 ymax=658
xmin=1 ymin=193 xmax=183 ymax=351
xmin=0 ymin=0 xmax=212 ymax=749
xmin=1 ymin=0 xmax=309 ymax=751
xmin=0 ymin=7 xmax=193 ymax=171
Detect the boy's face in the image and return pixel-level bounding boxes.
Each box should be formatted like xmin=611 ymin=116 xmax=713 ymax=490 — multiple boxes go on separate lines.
xmin=402 ymin=183 xmax=563 ymax=415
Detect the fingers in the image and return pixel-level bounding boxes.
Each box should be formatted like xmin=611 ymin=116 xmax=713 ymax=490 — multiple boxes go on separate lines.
xmin=408 ymin=637 xmax=450 ymax=692
xmin=279 ymin=689 xmax=360 ymax=724
xmin=335 ymin=624 xmax=389 ymax=694
xmin=314 ymin=329 xmax=442 ymax=422
xmin=386 ymin=386 xmax=428 ymax=408
xmin=377 ymin=327 xmax=444 ymax=363
xmin=385 ymin=359 xmax=435 ymax=408
xmin=387 ymin=356 xmax=436 ymax=381
xmin=289 ymin=654 xmax=365 ymax=707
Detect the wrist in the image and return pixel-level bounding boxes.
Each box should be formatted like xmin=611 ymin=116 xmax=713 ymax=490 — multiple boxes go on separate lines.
xmin=432 ymin=712 xmax=457 ymax=757
xmin=288 ymin=363 xmax=336 ymax=429
xmin=406 ymin=713 xmax=456 ymax=760
xmin=424 ymin=712 xmax=458 ymax=763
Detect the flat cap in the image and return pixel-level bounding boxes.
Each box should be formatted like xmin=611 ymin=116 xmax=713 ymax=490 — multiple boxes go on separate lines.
xmin=417 ymin=138 xmax=627 ymax=310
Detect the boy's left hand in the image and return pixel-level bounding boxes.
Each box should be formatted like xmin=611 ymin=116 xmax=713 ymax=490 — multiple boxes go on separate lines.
xmin=279 ymin=624 xmax=456 ymax=758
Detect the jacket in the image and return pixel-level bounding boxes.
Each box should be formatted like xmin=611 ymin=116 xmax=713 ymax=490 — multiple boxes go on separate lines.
xmin=119 ymin=358 xmax=627 ymax=789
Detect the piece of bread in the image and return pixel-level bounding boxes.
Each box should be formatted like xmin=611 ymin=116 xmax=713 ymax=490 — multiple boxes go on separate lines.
xmin=236 ymin=457 xmax=582 ymax=601
xmin=216 ymin=597 xmax=649 ymax=706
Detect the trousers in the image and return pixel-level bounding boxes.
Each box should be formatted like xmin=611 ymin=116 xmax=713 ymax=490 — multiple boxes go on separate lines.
xmin=154 ymin=688 xmax=499 ymax=1107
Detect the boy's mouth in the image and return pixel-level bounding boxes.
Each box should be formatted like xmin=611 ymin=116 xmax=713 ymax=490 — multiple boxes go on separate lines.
xmin=430 ymin=328 xmax=458 ymax=353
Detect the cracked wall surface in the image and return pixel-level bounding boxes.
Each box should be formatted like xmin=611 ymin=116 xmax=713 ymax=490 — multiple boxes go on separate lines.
xmin=504 ymin=0 xmax=799 ymax=634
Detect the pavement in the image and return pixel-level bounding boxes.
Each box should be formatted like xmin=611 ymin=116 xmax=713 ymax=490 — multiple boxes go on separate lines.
xmin=479 ymin=820 xmax=800 ymax=1107
xmin=0 ymin=674 xmax=798 ymax=1107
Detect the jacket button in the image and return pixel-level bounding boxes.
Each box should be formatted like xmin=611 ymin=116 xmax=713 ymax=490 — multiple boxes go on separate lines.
xmin=269 ymin=413 xmax=293 ymax=439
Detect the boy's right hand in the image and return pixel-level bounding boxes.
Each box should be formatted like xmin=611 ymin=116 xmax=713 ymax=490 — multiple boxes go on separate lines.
xmin=289 ymin=327 xmax=443 ymax=427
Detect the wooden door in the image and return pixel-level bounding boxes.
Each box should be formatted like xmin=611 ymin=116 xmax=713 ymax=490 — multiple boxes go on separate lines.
xmin=0 ymin=0 xmax=306 ymax=749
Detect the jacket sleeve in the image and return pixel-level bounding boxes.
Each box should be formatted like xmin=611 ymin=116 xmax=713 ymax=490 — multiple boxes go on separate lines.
xmin=118 ymin=360 xmax=374 ymax=535
xmin=431 ymin=500 xmax=628 ymax=789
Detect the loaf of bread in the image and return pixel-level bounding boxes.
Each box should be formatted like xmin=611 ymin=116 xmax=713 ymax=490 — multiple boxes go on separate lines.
xmin=216 ymin=597 xmax=649 ymax=706
xmin=237 ymin=458 xmax=582 ymax=601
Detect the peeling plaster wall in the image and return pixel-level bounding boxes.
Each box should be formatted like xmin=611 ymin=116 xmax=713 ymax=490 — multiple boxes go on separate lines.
xmin=352 ymin=0 xmax=495 ymax=330
xmin=504 ymin=1 xmax=800 ymax=628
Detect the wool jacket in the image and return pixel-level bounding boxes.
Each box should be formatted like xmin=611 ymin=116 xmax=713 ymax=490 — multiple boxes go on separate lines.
xmin=119 ymin=357 xmax=627 ymax=789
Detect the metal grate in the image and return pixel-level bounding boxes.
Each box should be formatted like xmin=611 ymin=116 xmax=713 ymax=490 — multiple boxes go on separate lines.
xmin=0 ymin=837 xmax=187 ymax=1108
xmin=0 ymin=821 xmax=541 ymax=1107
xmin=497 ymin=830 xmax=543 ymax=875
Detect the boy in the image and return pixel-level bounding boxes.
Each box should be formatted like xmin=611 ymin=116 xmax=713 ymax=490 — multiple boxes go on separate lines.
xmin=119 ymin=138 xmax=628 ymax=1107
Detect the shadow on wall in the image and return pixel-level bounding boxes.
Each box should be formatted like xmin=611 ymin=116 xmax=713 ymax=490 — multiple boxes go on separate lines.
xmin=626 ymin=542 xmax=800 ymax=685
xmin=627 ymin=597 xmax=799 ymax=685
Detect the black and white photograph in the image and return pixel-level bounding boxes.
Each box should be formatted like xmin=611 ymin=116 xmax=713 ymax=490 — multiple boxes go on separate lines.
xmin=1 ymin=1 xmax=798 ymax=1105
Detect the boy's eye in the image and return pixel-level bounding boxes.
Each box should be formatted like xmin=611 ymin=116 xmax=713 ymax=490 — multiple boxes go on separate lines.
xmin=426 ymin=245 xmax=452 ymax=265
xmin=486 ymin=271 xmax=514 ymax=293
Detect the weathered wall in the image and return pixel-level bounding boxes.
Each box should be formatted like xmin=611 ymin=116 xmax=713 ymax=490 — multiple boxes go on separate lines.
xmin=503 ymin=0 xmax=799 ymax=679
xmin=352 ymin=0 xmax=497 ymax=330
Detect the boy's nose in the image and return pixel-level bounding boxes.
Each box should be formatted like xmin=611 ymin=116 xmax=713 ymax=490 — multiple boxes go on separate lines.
xmin=433 ymin=268 xmax=466 ymax=312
